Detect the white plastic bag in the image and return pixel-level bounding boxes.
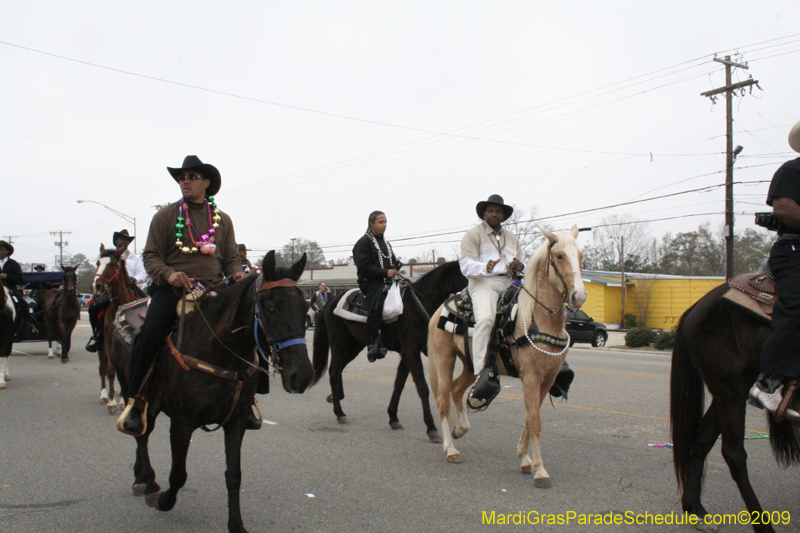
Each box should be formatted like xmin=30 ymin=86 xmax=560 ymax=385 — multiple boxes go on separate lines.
xmin=382 ymin=282 xmax=404 ymax=321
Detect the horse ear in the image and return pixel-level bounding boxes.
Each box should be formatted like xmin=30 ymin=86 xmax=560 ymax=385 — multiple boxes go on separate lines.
xmin=261 ymin=251 xmax=276 ymax=278
xmin=100 ymin=243 xmax=106 ymax=253
xmin=290 ymin=253 xmax=307 ymax=281
xmin=570 ymin=224 xmax=579 ymax=239
xmin=539 ymin=226 xmax=557 ymax=244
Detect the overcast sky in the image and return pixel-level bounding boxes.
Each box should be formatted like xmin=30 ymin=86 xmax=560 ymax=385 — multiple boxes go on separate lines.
xmin=3 ymin=1 xmax=799 ymax=268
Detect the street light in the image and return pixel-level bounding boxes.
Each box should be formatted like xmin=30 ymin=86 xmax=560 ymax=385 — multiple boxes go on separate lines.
xmin=77 ymin=200 xmax=138 ymax=253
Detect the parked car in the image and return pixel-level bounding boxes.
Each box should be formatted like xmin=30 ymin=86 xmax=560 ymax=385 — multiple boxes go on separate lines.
xmin=79 ymin=293 xmax=94 ymax=308
xmin=565 ymin=307 xmax=608 ymax=348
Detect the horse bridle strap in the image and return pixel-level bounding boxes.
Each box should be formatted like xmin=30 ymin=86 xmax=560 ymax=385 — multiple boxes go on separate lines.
xmin=257 ymin=278 xmax=298 ymax=293
xmin=166 ymin=336 xmax=258 ymax=432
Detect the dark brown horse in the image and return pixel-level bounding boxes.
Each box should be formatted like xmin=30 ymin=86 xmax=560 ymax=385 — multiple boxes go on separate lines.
xmin=42 ymin=265 xmax=81 ymax=363
xmin=92 ymin=244 xmax=139 ymax=413
xmin=671 ymin=282 xmax=800 ymax=533
xmin=0 ymin=278 xmax=19 ymax=389
xmin=123 ymin=251 xmax=313 ymax=533
xmin=312 ymin=261 xmax=467 ymax=440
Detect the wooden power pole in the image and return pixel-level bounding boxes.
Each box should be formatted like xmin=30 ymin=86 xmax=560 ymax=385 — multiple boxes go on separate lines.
xmin=701 ymin=56 xmax=758 ymax=280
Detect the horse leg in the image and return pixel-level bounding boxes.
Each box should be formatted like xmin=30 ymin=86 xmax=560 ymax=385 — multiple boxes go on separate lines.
xmin=717 ymin=399 xmax=775 ymax=533
xmin=681 ymin=401 xmax=722 ymax=524
xmin=450 ymin=363 xmax=473 ymax=439
xmin=98 ymin=347 xmax=109 ymax=405
xmin=430 ymin=330 xmax=462 ymax=462
xmin=328 ymin=345 xmax=358 ymax=424
xmin=404 ymin=350 xmax=441 ymax=441
xmin=518 ymin=374 xmax=551 ymax=487
xmin=0 ymin=356 xmax=7 ymax=389
xmin=146 ymin=419 xmax=192 ymax=512
xmin=47 ymin=337 xmax=54 ymax=359
xmin=59 ymin=322 xmax=70 ymax=363
xmin=132 ymin=419 xmax=160 ymax=496
xmin=106 ymin=364 xmax=118 ymax=414
xmin=387 ymin=360 xmax=409 ymax=430
xmin=223 ymin=421 xmax=249 ymax=533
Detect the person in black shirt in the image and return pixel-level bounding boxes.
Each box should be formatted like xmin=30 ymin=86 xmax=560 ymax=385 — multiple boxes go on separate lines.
xmin=749 ymin=120 xmax=800 ymax=421
xmin=0 ymin=240 xmax=38 ymax=337
xmin=352 ymin=211 xmax=400 ymax=362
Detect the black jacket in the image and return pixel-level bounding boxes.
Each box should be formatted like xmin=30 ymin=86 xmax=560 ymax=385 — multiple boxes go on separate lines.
xmin=353 ymin=233 xmax=398 ymax=285
xmin=1 ymin=258 xmax=24 ymax=287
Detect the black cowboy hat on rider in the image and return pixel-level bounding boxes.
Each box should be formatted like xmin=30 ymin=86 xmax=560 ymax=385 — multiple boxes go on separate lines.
xmin=118 ymin=155 xmax=253 ymax=436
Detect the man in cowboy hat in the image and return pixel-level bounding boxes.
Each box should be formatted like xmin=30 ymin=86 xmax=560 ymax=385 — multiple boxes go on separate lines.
xmin=0 ymin=240 xmax=38 ymax=337
xmin=749 ymin=120 xmax=800 ymax=421
xmin=85 ymin=228 xmax=147 ymax=353
xmin=460 ymin=195 xmax=524 ymax=411
xmin=238 ymin=244 xmax=253 ymax=275
xmin=119 ymin=155 xmax=248 ymax=437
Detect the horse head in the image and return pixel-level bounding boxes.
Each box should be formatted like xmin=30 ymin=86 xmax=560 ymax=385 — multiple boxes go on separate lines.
xmin=60 ymin=265 xmax=78 ymax=295
xmin=537 ymin=225 xmax=587 ymax=309
xmin=255 ymin=250 xmax=313 ymax=394
xmin=93 ymin=244 xmax=126 ymax=296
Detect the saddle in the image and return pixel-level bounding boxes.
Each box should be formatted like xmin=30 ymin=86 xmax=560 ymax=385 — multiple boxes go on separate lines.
xmin=437 ymin=286 xmax=569 ymax=382
xmin=721 ymin=270 xmax=777 ymax=325
xmin=332 ymin=288 xmax=400 ymax=324
xmin=114 ymin=297 xmax=151 ymax=345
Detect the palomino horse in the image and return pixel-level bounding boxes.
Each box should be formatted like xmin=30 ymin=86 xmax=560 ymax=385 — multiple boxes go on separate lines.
xmin=42 ymin=265 xmax=81 ymax=362
xmin=312 ymin=261 xmax=467 ymax=439
xmin=671 ymin=282 xmax=800 ymax=533
xmin=124 ymin=252 xmax=313 ymax=533
xmin=428 ymin=226 xmax=585 ymax=487
xmin=92 ymin=244 xmax=139 ymax=413
xmin=0 ymin=279 xmax=19 ymax=389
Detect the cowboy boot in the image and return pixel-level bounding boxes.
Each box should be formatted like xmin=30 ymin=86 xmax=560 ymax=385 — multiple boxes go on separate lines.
xmin=246 ymin=399 xmax=263 ymax=430
xmin=467 ymin=367 xmax=501 ymax=412
xmin=117 ymin=396 xmax=148 ymax=437
xmin=367 ymin=340 xmax=387 ymax=363
xmin=748 ymin=374 xmax=800 ymax=421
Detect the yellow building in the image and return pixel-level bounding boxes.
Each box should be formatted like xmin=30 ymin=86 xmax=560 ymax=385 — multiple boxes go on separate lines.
xmin=581 ymin=271 xmax=726 ymax=329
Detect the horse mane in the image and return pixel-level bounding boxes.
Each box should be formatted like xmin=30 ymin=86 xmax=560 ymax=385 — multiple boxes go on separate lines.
xmin=208 ymin=275 xmax=260 ymax=339
xmin=516 ymin=230 xmax=578 ymax=321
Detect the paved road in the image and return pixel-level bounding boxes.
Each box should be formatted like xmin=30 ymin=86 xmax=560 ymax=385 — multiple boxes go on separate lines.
xmin=0 ymin=314 xmax=796 ymax=532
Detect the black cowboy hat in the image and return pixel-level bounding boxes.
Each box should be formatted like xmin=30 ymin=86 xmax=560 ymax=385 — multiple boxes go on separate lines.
xmin=167 ymin=155 xmax=221 ymax=197
xmin=0 ymin=240 xmax=14 ymax=256
xmin=238 ymin=243 xmax=247 ymax=252
xmin=112 ymin=229 xmax=135 ymax=244
xmin=476 ymin=194 xmax=513 ymax=221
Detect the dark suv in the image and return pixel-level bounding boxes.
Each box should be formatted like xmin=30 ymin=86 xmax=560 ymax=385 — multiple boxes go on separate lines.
xmin=566 ymin=308 xmax=608 ymax=348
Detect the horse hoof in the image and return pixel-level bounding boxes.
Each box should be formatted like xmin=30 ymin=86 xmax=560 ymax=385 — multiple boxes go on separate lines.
xmin=4 ymin=373 xmax=9 ymax=380
xmin=132 ymin=483 xmax=147 ymax=496
xmin=452 ymin=427 xmax=468 ymax=440
xmin=144 ymin=491 xmax=162 ymax=510
xmin=60 ymin=357 xmax=69 ymax=364
xmin=428 ymin=430 xmax=443 ymax=442
xmin=390 ymin=421 xmax=404 ymax=430
xmin=447 ymin=453 xmax=462 ymax=464
xmin=534 ymin=477 xmax=552 ymax=489
xmin=337 ymin=416 xmax=349 ymax=424
xmin=108 ymin=404 xmax=118 ymax=415
xmin=694 ymin=521 xmax=719 ymax=532
xmin=326 ymin=394 xmax=333 ymax=403
xmin=0 ymin=382 xmax=6 ymax=389
xmin=521 ymin=465 xmax=532 ymax=475
xmin=48 ymin=354 xmax=54 ymax=360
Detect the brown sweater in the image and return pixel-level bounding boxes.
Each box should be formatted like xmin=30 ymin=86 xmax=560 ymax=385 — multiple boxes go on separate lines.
xmin=143 ymin=200 xmax=243 ymax=287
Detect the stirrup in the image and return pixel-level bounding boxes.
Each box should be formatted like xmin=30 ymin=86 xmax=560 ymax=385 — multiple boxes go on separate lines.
xmin=116 ymin=398 xmax=148 ymax=437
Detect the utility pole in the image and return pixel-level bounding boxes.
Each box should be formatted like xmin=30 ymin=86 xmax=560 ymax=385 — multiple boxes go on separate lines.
xmin=2 ymin=236 xmax=16 ymax=245
xmin=50 ymin=230 xmax=72 ymax=267
xmin=291 ymin=238 xmax=297 ymax=263
xmin=701 ymin=56 xmax=758 ymax=280
xmin=620 ymin=237 xmax=626 ymax=327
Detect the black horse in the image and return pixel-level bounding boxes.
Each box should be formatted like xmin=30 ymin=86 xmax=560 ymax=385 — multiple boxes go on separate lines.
xmin=312 ymin=261 xmax=467 ymax=440
xmin=1 ymin=278 xmax=21 ymax=389
xmin=671 ymin=282 xmax=800 ymax=533
xmin=124 ymin=252 xmax=314 ymax=533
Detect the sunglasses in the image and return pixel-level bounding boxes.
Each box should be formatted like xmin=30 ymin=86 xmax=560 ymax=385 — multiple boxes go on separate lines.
xmin=178 ymin=172 xmax=203 ymax=182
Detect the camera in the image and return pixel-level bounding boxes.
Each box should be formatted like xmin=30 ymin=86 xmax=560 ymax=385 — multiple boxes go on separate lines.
xmin=754 ymin=212 xmax=783 ymax=232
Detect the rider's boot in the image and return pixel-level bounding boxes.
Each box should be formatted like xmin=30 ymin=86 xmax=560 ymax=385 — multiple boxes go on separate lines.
xmin=85 ymin=328 xmax=101 ymax=353
xmin=246 ymin=400 xmax=262 ymax=430
xmin=467 ymin=367 xmax=501 ymax=412
xmin=117 ymin=395 xmax=148 ymax=437
xmin=748 ymin=373 xmax=800 ymax=421
xmin=367 ymin=340 xmax=387 ymax=363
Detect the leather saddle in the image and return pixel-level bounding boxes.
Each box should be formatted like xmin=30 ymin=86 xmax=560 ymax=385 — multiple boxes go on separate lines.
xmin=332 ymin=287 xmax=400 ymax=324
xmin=114 ymin=297 xmax=151 ymax=345
xmin=721 ymin=269 xmax=777 ymax=325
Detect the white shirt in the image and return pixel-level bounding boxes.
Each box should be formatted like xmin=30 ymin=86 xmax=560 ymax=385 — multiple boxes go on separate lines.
xmin=459 ymin=221 xmax=522 ymax=279
xmin=122 ymin=250 xmax=147 ymax=282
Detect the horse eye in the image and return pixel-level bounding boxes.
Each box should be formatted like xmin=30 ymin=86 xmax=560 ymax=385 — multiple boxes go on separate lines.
xmin=556 ymin=254 xmax=564 ymax=260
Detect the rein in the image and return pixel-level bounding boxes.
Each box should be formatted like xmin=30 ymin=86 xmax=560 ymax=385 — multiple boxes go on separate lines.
xmin=518 ymin=241 xmax=569 ymax=317
xmin=396 ymin=274 xmax=431 ymax=322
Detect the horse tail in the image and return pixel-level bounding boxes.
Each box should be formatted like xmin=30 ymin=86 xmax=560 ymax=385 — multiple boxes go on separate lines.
xmin=311 ymin=308 xmax=329 ymax=387
xmin=670 ymin=304 xmax=705 ymax=492
xmin=767 ymin=402 xmax=800 ymax=467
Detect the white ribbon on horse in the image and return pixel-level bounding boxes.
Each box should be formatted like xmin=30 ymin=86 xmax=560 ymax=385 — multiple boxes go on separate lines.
xmin=382 ymin=281 xmax=404 ymax=321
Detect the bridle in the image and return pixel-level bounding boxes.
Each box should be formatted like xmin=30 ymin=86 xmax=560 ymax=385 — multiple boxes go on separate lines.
xmin=253 ymin=274 xmax=308 ymax=372
xmin=93 ymin=257 xmax=126 ymax=302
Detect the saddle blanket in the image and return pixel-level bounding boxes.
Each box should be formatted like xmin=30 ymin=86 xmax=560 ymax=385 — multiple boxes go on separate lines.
xmin=332 ymin=288 xmax=399 ymax=324
xmin=114 ymin=297 xmax=150 ymax=345
xmin=721 ymin=271 xmax=776 ymax=325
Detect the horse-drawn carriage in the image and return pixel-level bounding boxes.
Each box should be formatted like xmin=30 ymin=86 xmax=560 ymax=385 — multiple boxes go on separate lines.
xmin=14 ymin=271 xmax=65 ymax=343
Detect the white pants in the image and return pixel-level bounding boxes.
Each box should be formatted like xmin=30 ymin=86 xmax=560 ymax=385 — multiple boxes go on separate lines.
xmin=469 ymin=276 xmax=511 ymax=375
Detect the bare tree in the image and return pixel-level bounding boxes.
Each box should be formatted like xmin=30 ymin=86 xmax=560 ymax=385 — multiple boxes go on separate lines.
xmin=583 ymin=214 xmax=653 ymax=272
xmin=506 ymin=205 xmax=551 ymax=261
xmin=632 ymin=275 xmax=658 ymax=327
